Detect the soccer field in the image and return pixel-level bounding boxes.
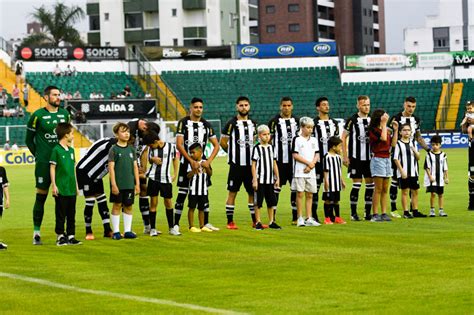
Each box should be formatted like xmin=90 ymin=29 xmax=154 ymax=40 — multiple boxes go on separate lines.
xmin=1 ymin=148 xmax=473 ymax=314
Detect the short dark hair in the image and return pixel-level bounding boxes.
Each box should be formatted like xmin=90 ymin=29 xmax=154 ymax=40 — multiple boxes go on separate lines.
xmin=431 ymin=135 xmax=442 ymax=144
xmin=142 ymin=131 xmax=159 ymax=145
xmin=113 ymin=122 xmax=130 ymax=134
xmin=405 ymin=96 xmax=416 ymax=103
xmin=400 ymin=123 xmax=412 ymax=130
xmin=236 ymin=96 xmax=250 ymax=104
xmin=189 ymin=143 xmax=202 ymax=152
xmin=357 ymin=95 xmax=369 ymax=102
xmin=327 ymin=136 xmax=342 ymax=150
xmin=315 ymin=97 xmax=329 ymax=107
xmin=145 ymin=122 xmax=160 ymax=134
xmin=191 ymin=97 xmax=203 ymax=104
xmin=466 ymin=100 xmax=473 ymax=108
xmin=280 ymin=96 xmax=293 ymax=104
xmin=55 ymin=122 xmax=73 ymax=140
xmin=44 ymin=85 xmax=59 ymax=96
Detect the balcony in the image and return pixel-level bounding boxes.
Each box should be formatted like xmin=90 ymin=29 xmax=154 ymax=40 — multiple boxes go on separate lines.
xmin=183 ymin=0 xmax=205 ymax=10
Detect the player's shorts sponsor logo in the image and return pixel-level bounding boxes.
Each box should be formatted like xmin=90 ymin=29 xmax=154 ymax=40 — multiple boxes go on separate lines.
xmin=277 ymin=45 xmax=295 ymax=56
xmin=313 ymin=43 xmax=331 ymax=55
xmin=240 ymin=46 xmax=259 ymax=57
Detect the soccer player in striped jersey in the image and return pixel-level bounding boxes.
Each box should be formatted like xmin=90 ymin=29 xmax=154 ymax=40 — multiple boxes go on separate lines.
xmin=424 ymin=135 xmax=449 ymax=217
xmin=76 ymin=137 xmax=116 ymax=239
xmin=393 ymin=123 xmax=426 ymax=218
xmin=342 ymin=96 xmax=373 ymax=221
xmin=388 ymin=97 xmax=429 ymax=217
xmin=186 ymin=143 xmax=213 ymax=233
xmin=142 ymin=132 xmax=179 ymax=236
xmin=221 ymin=96 xmax=258 ymax=229
xmin=252 ymin=125 xmax=281 ymax=230
xmin=313 ymin=97 xmax=340 ymax=223
xmin=322 ymin=136 xmax=346 ymax=224
xmin=268 ymin=97 xmax=298 ymax=224
xmin=26 ymin=85 xmax=71 ymax=245
xmin=174 ymin=98 xmax=220 ymax=234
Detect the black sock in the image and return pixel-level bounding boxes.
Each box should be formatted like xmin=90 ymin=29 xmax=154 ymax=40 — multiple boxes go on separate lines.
xmin=291 ymin=191 xmax=297 ymax=221
xmin=226 ymin=205 xmax=235 ymax=223
xmin=273 ymin=187 xmax=281 ymax=219
xmin=84 ymin=197 xmax=95 ymax=234
xmin=469 ymin=178 xmax=474 ymax=206
xmin=312 ymin=190 xmax=319 ymax=221
xmin=174 ymin=188 xmax=188 ymax=226
xmin=364 ymin=183 xmax=374 ymax=215
xmin=204 ymin=209 xmax=209 ymax=225
xmin=139 ymin=197 xmax=150 ymax=226
xmin=323 ymin=203 xmax=330 ymax=218
xmin=33 ymin=193 xmax=47 ymax=231
xmin=350 ymin=183 xmax=361 ymax=215
xmin=166 ymin=208 xmax=174 ymax=228
xmin=390 ymin=179 xmax=399 ymax=211
xmin=97 ymin=194 xmax=111 ymax=232
xmin=334 ymin=204 xmax=340 ymax=218
xmin=149 ymin=211 xmax=156 ymax=229
xmin=248 ymin=203 xmax=256 ymax=223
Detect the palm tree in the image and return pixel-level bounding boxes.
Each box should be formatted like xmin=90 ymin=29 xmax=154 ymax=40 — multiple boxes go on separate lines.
xmin=21 ymin=2 xmax=85 ymax=46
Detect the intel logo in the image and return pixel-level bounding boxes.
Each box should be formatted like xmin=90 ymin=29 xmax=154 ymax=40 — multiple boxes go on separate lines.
xmin=313 ymin=43 xmax=331 ymax=54
xmin=277 ymin=45 xmax=295 ymax=55
xmin=241 ymin=46 xmax=259 ymax=56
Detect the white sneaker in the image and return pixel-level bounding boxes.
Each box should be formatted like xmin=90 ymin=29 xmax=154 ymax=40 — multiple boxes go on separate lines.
xmin=150 ymin=229 xmax=159 ymax=237
xmin=169 ymin=225 xmax=182 ymax=236
xmin=143 ymin=225 xmax=151 ymax=235
xmin=429 ymin=209 xmax=436 ymax=217
xmin=297 ymin=217 xmax=305 ymax=227
xmin=204 ymin=223 xmax=220 ymax=231
xmin=305 ymin=217 xmax=321 ymax=227
xmin=439 ymin=210 xmax=448 ymax=217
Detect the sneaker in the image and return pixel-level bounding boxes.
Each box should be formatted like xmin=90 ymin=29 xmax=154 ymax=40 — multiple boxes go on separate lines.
xmin=370 ymin=214 xmax=383 ymax=222
xmin=305 ymin=217 xmax=321 ymax=227
xmin=33 ymin=234 xmax=43 ymax=245
xmin=468 ymin=205 xmax=474 ymax=211
xmin=334 ymin=217 xmax=347 ymax=224
xmin=226 ymin=221 xmax=239 ymax=230
xmin=204 ymin=223 xmax=220 ymax=231
xmin=254 ymin=222 xmax=264 ymax=230
xmin=143 ymin=225 xmax=151 ymax=235
xmin=324 ymin=217 xmax=333 ymax=225
xmin=439 ymin=210 xmax=448 ymax=217
xmin=381 ymin=213 xmax=392 ymax=222
xmin=364 ymin=214 xmax=372 ymax=221
xmin=252 ymin=222 xmax=269 ymax=228
xmin=269 ymin=222 xmax=282 ymax=229
xmin=124 ymin=231 xmax=137 ymax=239
xmin=85 ymin=233 xmax=95 ymax=240
xmin=390 ymin=211 xmax=402 ymax=218
xmin=0 ymin=242 xmax=8 ymax=250
xmin=189 ymin=227 xmax=201 ymax=233
xmin=169 ymin=227 xmax=181 ymax=236
xmin=112 ymin=232 xmax=122 ymax=240
xmin=150 ymin=229 xmax=159 ymax=237
xmin=68 ymin=237 xmax=82 ymax=245
xmin=350 ymin=214 xmax=361 ymax=221
xmin=56 ymin=235 xmax=68 ymax=246
xmin=201 ymin=226 xmax=213 ymax=232
xmin=103 ymin=230 xmax=113 ymax=238
xmin=429 ymin=209 xmax=436 ymax=217
xmin=403 ymin=212 xmax=414 ymax=219
xmin=412 ymin=211 xmax=427 ymax=218
xmin=297 ymin=217 xmax=306 ymax=227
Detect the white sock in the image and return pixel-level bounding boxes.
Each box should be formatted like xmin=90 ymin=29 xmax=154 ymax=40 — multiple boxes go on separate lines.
xmin=68 ymin=235 xmax=75 ymax=240
xmin=111 ymin=214 xmax=120 ymax=233
xmin=123 ymin=213 xmax=132 ymax=232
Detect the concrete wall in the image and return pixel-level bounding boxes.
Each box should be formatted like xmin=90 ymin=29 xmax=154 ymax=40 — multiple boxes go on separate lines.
xmin=99 ymin=0 xmax=125 ymax=46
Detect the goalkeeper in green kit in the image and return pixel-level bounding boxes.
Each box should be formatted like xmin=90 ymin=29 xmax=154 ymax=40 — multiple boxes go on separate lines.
xmin=26 ymin=86 xmax=71 ymax=245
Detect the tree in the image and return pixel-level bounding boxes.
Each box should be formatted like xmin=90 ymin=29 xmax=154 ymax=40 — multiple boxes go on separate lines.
xmin=21 ymin=2 xmax=85 ymax=46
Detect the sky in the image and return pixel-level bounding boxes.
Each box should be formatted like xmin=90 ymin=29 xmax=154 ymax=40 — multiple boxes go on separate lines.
xmin=0 ymin=0 xmax=440 ymax=54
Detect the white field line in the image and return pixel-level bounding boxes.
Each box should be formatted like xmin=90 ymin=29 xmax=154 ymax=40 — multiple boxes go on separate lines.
xmin=0 ymin=272 xmax=248 ymax=315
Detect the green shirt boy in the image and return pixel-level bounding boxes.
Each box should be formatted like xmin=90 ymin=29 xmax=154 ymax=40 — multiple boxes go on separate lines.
xmin=50 ymin=144 xmax=76 ymax=196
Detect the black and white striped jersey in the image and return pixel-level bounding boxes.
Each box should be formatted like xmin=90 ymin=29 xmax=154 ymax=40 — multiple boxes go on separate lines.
xmin=313 ymin=116 xmax=340 ymax=158
xmin=222 ymin=116 xmax=256 ymax=166
xmin=389 ymin=113 xmax=421 ymax=146
xmin=187 ymin=160 xmax=209 ymax=196
xmin=252 ymin=144 xmax=275 ymax=184
xmin=146 ymin=143 xmax=176 ymax=183
xmin=424 ymin=151 xmax=448 ymax=187
xmin=394 ymin=140 xmax=419 ymax=178
xmin=323 ymin=153 xmax=343 ymax=192
xmin=344 ymin=113 xmax=371 ymax=161
xmin=268 ymin=114 xmax=298 ymax=164
xmin=176 ymin=116 xmax=216 ymax=163
xmin=76 ymin=137 xmax=117 ymax=180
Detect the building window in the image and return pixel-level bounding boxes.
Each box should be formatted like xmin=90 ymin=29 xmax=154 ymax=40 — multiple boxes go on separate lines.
xmin=89 ymin=15 xmax=100 ymax=31
xmin=125 ymin=13 xmax=143 ymax=29
xmin=368 ymin=10 xmax=372 ymax=17
xmin=364 ymin=27 xmax=367 ymax=35
xmin=172 ymin=8 xmax=177 ymax=17
xmin=105 ymin=42 xmax=110 ymax=47
xmin=266 ymin=5 xmax=275 ymax=14
xmin=363 ymin=8 xmax=367 ymax=16
xmin=288 ymin=4 xmax=299 ymax=12
xmin=183 ymin=39 xmax=207 ymax=47
xmin=289 ymin=23 xmax=300 ymax=32
xmin=369 ymin=28 xmax=373 ymax=35
xmin=266 ymin=25 xmax=276 ymax=33
xmin=104 ymin=13 xmax=109 ymax=21
xmin=433 ymin=27 xmax=450 ymax=52
xmin=173 ymin=38 xmax=178 ymax=45
xmin=414 ymin=41 xmax=418 ymax=46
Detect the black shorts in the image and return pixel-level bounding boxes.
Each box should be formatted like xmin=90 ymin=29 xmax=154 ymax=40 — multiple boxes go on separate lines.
xmin=139 ymin=177 xmax=147 ymax=186
xmin=76 ymin=169 xmax=105 ymax=196
xmin=227 ymin=164 xmax=253 ymax=194
xmin=322 ymin=191 xmax=341 ymax=202
xmin=110 ymin=189 xmax=135 ymax=206
xmin=177 ymin=161 xmax=190 ymax=188
xmin=147 ymin=179 xmax=172 ymax=198
xmin=426 ymin=185 xmax=444 ymax=195
xmin=315 ymin=162 xmax=324 ymax=185
xmin=277 ymin=161 xmax=293 ymax=186
xmin=188 ymin=195 xmax=209 ymax=210
xmin=398 ymin=177 xmax=420 ymax=190
xmin=254 ymin=183 xmax=277 ymax=208
xmin=348 ymin=158 xmax=372 ymax=179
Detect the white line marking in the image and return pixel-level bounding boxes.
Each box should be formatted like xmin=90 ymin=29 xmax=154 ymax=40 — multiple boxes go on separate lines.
xmin=0 ymin=272 xmax=248 ymax=315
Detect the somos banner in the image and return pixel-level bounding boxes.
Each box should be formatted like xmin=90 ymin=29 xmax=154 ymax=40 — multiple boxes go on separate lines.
xmin=237 ymin=42 xmax=337 ymax=58
xmin=142 ymin=46 xmax=231 ymax=60
xmin=66 ymin=99 xmax=157 ymax=119
xmin=17 ymin=46 xmax=126 ymax=61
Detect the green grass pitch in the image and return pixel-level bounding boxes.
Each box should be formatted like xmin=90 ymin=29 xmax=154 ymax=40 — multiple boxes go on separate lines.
xmin=1 ymin=148 xmax=473 ymax=314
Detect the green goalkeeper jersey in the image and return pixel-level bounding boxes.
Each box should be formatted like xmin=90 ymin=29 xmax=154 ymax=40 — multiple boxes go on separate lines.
xmin=26 ymin=107 xmax=71 ymax=163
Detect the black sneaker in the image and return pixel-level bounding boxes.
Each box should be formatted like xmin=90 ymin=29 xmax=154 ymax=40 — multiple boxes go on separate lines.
xmin=269 ymin=222 xmax=282 ymax=230
xmin=351 ymin=214 xmax=361 ymax=221
xmin=381 ymin=213 xmax=392 ymax=221
xmin=0 ymin=242 xmax=7 ymax=250
xmin=33 ymin=234 xmax=43 ymax=245
xmin=403 ymin=212 xmax=414 ymax=219
xmin=412 ymin=211 xmax=427 ymax=218
xmin=56 ymin=236 xmax=68 ymax=246
xmin=364 ymin=214 xmax=372 ymax=221
xmin=255 ymin=222 xmax=264 ymax=230
xmin=68 ymin=237 xmax=82 ymax=245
